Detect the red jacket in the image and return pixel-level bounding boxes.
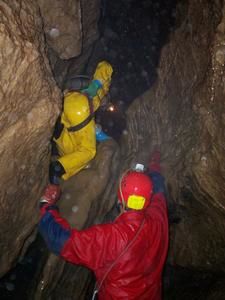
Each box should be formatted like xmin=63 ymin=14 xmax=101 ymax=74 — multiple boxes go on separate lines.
xmin=39 ymin=191 xmax=168 ymax=300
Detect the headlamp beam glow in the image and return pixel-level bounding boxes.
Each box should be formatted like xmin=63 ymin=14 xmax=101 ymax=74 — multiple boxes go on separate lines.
xmin=108 ymin=105 xmax=115 ymax=112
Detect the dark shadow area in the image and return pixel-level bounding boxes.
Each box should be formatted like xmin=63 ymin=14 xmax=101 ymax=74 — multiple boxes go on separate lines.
xmin=0 ymin=234 xmax=47 ymax=300
xmin=86 ymin=0 xmax=177 ymax=140
xmin=163 ymin=264 xmax=225 ymax=300
xmin=2 ymin=1 xmax=205 ymax=299
xmin=89 ymin=0 xmax=177 ymax=107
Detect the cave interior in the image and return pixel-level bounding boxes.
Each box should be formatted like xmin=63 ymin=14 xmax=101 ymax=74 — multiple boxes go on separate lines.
xmin=0 ymin=0 xmax=225 ymax=299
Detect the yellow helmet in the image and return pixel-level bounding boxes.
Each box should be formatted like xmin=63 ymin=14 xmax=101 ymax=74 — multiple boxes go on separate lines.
xmin=61 ymin=91 xmax=90 ymax=128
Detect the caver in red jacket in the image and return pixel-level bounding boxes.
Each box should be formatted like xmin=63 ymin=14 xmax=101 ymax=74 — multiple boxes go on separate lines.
xmin=39 ymin=171 xmax=168 ymax=300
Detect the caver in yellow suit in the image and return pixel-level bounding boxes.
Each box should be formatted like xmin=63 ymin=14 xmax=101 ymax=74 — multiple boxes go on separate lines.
xmin=49 ymin=61 xmax=113 ymax=184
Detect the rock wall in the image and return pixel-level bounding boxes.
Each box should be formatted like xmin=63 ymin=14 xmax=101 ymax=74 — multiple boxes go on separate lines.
xmin=63 ymin=0 xmax=102 ymax=83
xmin=0 ymin=1 xmax=61 ymax=276
xmin=33 ymin=140 xmax=120 ymax=300
xmin=124 ymin=0 xmax=225 ymax=271
xmin=1 ymin=0 xmax=225 ymax=298
xmin=37 ymin=0 xmax=82 ymax=60
xmin=0 ymin=1 xmax=109 ymax=298
xmin=37 ymin=0 xmax=101 ymax=86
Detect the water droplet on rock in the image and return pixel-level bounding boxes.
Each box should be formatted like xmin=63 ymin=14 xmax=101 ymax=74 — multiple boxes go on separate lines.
xmin=201 ymin=156 xmax=207 ymax=167
xmin=5 ymin=282 xmax=15 ymax=291
xmin=20 ymin=164 xmax=26 ymax=170
xmin=65 ymin=193 xmax=71 ymax=200
xmin=49 ymin=28 xmax=60 ymax=38
xmin=72 ymin=205 xmax=79 ymax=213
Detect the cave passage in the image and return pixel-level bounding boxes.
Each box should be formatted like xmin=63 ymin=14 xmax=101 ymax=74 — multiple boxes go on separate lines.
xmin=91 ymin=0 xmax=177 ymax=139
xmin=0 ymin=0 xmax=225 ymax=300
xmin=0 ymin=1 xmax=178 ymax=298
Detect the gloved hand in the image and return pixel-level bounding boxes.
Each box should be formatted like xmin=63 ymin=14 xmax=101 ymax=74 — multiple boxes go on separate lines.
xmin=40 ymin=184 xmax=61 ymax=207
xmin=49 ymin=160 xmax=65 ymax=185
xmin=93 ymin=61 xmax=113 ymax=99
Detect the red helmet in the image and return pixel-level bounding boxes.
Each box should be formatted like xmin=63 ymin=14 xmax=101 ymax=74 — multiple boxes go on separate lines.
xmin=118 ymin=171 xmax=153 ymax=210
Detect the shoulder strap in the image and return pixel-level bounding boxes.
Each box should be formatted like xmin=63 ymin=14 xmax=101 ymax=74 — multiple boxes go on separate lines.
xmin=68 ymin=112 xmax=95 ymax=132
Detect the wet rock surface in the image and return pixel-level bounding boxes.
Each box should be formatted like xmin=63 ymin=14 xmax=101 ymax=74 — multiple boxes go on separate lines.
xmin=0 ymin=140 xmax=120 ymax=300
xmin=0 ymin=0 xmax=61 ymax=277
xmin=38 ymin=0 xmax=82 ymax=60
xmin=33 ymin=139 xmax=120 ymax=300
xmin=47 ymin=0 xmax=101 ymax=86
xmin=123 ymin=0 xmax=225 ymax=272
xmin=1 ymin=0 xmax=225 ymax=299
xmin=164 ymin=265 xmax=225 ymax=300
xmin=59 ymin=139 xmax=120 ymax=229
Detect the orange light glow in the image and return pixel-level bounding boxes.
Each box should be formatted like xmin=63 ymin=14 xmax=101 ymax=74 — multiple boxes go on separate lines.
xmin=108 ymin=105 xmax=115 ymax=112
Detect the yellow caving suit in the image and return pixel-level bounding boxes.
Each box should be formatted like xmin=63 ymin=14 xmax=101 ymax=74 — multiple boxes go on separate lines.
xmin=54 ymin=61 xmax=113 ymax=180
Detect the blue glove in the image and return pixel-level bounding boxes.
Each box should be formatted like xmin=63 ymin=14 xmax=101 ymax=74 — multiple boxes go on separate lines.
xmin=149 ymin=171 xmax=166 ymax=194
xmin=95 ymin=124 xmax=110 ymax=142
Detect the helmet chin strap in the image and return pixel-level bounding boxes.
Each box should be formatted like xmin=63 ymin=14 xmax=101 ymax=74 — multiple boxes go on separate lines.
xmin=119 ymin=168 xmax=132 ymax=213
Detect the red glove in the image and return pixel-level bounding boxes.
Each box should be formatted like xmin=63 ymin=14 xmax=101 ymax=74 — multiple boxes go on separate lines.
xmin=149 ymin=149 xmax=161 ymax=173
xmin=40 ymin=184 xmax=61 ymax=206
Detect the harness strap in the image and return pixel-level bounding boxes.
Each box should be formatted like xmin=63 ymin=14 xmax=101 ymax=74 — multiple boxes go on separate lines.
xmin=68 ymin=112 xmax=95 ymax=132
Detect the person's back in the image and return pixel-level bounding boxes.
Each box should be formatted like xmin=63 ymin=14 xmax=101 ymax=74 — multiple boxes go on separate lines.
xmin=89 ymin=191 xmax=168 ymax=300
xmin=39 ymin=151 xmax=168 ymax=300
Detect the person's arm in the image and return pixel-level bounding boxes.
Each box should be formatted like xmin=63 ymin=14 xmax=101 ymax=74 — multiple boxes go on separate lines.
xmin=92 ymin=61 xmax=113 ymax=110
xmin=147 ymin=149 xmax=166 ymax=195
xmin=145 ymin=150 xmax=167 ymax=220
xmin=38 ymin=185 xmax=118 ymax=270
xmin=38 ymin=184 xmax=70 ymax=254
xmin=39 ymin=207 xmax=119 ymax=270
xmin=149 ymin=171 xmax=166 ymax=195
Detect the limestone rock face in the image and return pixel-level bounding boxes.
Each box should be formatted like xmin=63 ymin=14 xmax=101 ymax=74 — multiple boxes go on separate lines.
xmin=0 ymin=1 xmax=61 ymax=276
xmin=206 ymin=279 xmax=225 ymax=300
xmin=39 ymin=0 xmax=101 ymax=86
xmin=60 ymin=0 xmax=101 ymax=86
xmin=124 ymin=1 xmax=225 ymax=271
xmin=38 ymin=0 xmax=82 ymax=60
